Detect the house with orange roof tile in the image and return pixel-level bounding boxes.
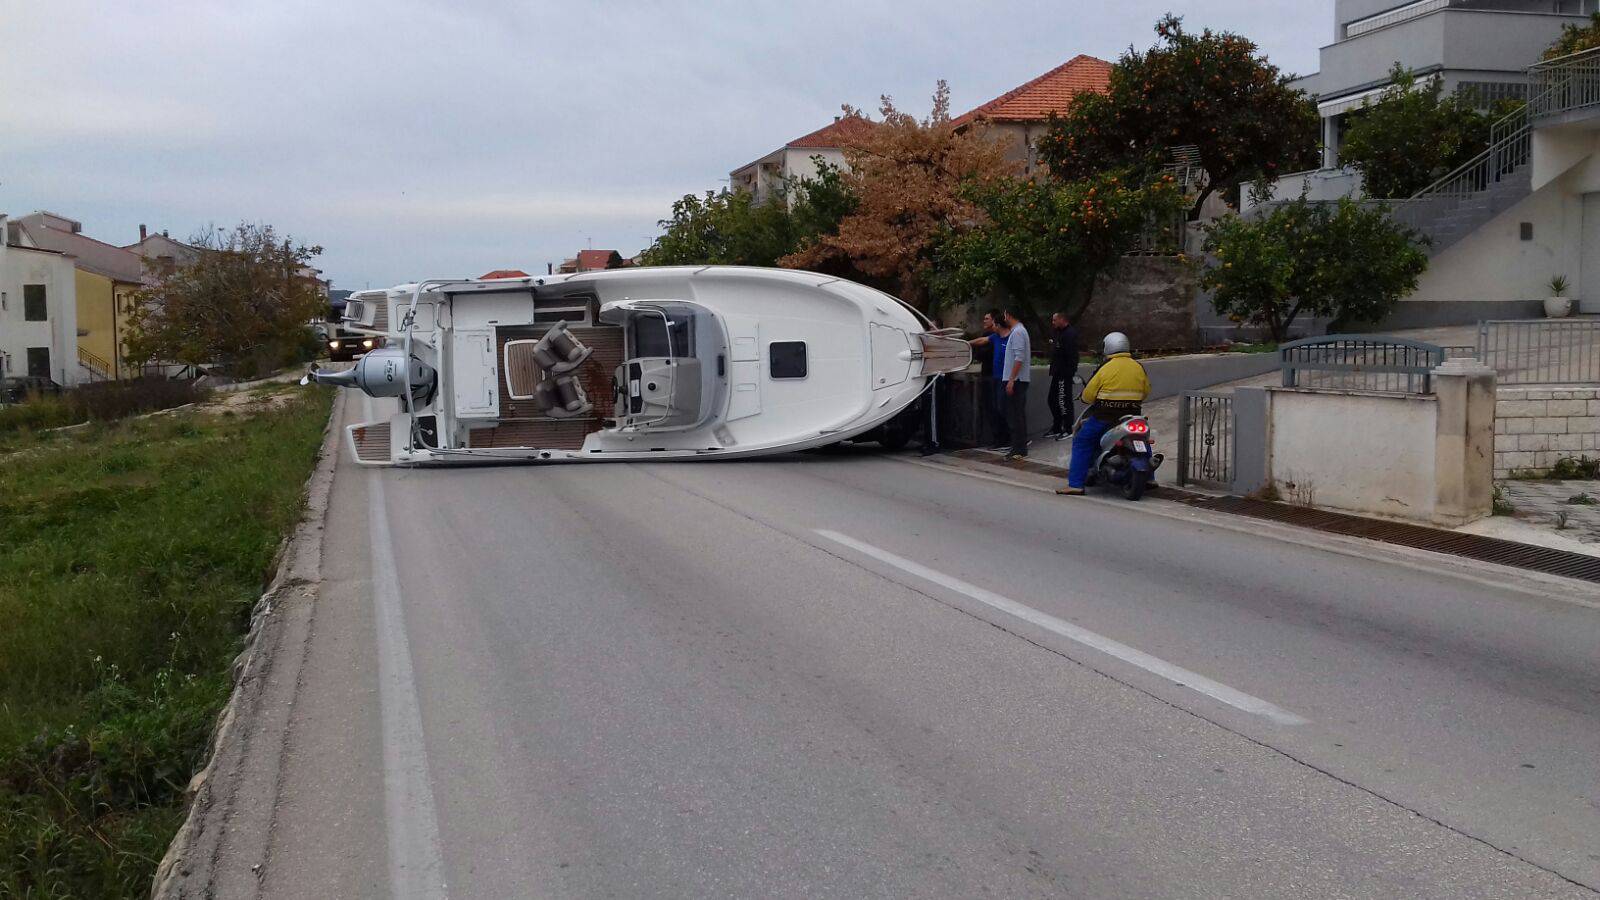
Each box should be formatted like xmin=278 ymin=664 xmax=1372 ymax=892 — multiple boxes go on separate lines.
xmin=952 ymin=54 xmax=1113 ymax=178
xmin=557 ymin=250 xmax=626 ymax=274
xmin=729 ymin=114 xmax=876 ymax=204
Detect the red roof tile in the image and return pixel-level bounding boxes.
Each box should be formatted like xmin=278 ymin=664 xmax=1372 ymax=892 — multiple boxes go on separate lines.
xmin=952 ymin=55 xmax=1113 ymax=128
xmin=786 ymin=114 xmax=877 ymax=149
xmin=575 ymin=249 xmax=622 ymax=271
xmin=480 ymin=268 xmax=531 ymax=279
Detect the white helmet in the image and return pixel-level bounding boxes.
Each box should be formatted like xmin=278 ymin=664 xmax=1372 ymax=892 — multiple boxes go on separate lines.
xmin=1103 ymin=331 xmax=1131 ymax=356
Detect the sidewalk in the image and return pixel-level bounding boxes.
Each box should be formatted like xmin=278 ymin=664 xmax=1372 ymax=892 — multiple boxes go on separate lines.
xmin=1015 ymin=323 xmax=1551 ymax=471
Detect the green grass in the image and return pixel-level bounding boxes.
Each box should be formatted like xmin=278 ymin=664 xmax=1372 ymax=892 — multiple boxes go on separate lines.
xmin=0 ymin=389 xmax=333 ymax=898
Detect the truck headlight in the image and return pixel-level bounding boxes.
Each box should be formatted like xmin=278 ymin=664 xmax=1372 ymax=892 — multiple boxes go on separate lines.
xmin=362 ymin=339 xmax=374 ymax=349
xmin=329 ymin=340 xmax=341 ymax=349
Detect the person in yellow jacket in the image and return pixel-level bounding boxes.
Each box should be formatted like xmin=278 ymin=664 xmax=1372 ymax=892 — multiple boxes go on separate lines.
xmin=1057 ymin=332 xmax=1151 ymax=495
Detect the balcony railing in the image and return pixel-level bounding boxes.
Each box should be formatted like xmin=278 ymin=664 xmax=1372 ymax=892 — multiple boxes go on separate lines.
xmin=1529 ymin=45 xmax=1600 ymax=120
xmin=1345 ymin=0 xmax=1451 ymax=38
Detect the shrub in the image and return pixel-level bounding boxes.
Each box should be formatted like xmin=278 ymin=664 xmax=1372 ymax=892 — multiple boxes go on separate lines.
xmin=0 ymin=379 xmax=210 ymax=435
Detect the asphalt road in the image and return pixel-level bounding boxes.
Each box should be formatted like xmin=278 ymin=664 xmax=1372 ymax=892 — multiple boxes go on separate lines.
xmin=252 ymin=397 xmax=1600 ymax=898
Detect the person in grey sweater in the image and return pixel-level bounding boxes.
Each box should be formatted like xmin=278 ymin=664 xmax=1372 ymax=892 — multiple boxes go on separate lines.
xmin=1000 ymin=307 xmax=1031 ymax=460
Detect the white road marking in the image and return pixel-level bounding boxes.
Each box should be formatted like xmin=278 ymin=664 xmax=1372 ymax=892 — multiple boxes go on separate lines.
xmin=814 ymin=529 xmax=1310 ymax=727
xmin=366 ymin=397 xmax=450 ymax=899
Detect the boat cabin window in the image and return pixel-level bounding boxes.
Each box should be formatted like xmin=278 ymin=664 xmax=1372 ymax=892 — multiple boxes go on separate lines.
xmin=770 ymin=341 xmax=807 ymax=379
xmin=632 ymin=311 xmax=694 ymax=359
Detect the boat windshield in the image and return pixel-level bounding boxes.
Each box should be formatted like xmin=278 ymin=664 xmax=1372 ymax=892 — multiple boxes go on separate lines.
xmin=630 ymin=307 xmax=695 ymax=359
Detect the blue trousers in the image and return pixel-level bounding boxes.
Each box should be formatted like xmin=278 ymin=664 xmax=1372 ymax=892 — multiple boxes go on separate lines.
xmin=1068 ymin=416 xmax=1112 ymax=488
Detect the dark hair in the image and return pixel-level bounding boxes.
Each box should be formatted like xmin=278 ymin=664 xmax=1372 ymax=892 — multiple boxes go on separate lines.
xmin=984 ymin=308 xmax=1002 ymax=323
xmin=1052 ymin=311 xmax=1069 ymax=322
xmin=1001 ymin=306 xmax=1021 ymax=323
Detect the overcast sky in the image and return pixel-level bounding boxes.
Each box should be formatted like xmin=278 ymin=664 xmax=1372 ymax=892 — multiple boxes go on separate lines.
xmin=2 ymin=1 xmax=1333 ymax=289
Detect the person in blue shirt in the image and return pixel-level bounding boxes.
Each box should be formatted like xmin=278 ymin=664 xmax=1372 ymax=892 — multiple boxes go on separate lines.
xmin=968 ymin=309 xmax=1010 ymax=449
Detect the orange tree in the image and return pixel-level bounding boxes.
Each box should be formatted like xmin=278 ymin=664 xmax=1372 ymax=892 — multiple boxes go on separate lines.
xmin=781 ymin=83 xmax=1018 ymax=309
xmin=1201 ymin=196 xmax=1428 ymax=341
xmin=1037 ymin=14 xmax=1319 ymax=218
xmin=1340 ymin=66 xmax=1503 ymax=199
xmin=1546 ymin=11 xmax=1600 ymax=59
xmin=931 ymin=170 xmax=1185 ymax=323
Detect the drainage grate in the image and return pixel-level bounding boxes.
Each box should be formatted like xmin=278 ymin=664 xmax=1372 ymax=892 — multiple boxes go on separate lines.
xmin=943 ymin=449 xmax=1600 ymax=585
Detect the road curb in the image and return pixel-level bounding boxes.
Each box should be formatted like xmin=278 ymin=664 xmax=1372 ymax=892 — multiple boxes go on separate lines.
xmin=150 ymin=390 xmax=343 ymax=899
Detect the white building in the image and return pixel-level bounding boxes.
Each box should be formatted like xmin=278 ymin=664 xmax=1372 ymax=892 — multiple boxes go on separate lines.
xmin=729 ymin=115 xmax=875 ymax=204
xmin=0 ymin=215 xmax=81 ymax=387
xmin=1257 ymin=0 xmax=1600 ymax=326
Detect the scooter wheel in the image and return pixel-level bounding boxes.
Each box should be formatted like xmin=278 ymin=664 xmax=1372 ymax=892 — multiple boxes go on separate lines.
xmin=1124 ymin=469 xmax=1148 ymax=501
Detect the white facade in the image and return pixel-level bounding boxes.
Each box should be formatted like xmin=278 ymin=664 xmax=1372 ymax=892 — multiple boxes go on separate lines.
xmin=730 ymin=146 xmax=847 ymax=205
xmin=0 ymin=217 xmax=81 ymax=386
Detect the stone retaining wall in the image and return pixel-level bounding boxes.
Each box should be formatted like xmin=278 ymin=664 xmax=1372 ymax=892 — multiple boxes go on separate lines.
xmin=1493 ymin=387 xmax=1600 ymax=477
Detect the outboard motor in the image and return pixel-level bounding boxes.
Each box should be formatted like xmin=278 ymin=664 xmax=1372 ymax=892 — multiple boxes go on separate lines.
xmin=302 ymin=347 xmax=436 ymax=405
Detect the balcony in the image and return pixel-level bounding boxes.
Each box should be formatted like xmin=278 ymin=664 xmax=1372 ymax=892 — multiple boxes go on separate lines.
xmin=1529 ymin=45 xmax=1600 ymax=125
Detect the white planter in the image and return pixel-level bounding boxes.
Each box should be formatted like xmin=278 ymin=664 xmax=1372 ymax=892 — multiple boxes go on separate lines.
xmin=1544 ymin=296 xmax=1573 ymax=318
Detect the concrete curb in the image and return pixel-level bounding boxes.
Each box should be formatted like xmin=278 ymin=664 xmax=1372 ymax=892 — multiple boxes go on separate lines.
xmin=150 ymin=390 xmax=343 ymax=899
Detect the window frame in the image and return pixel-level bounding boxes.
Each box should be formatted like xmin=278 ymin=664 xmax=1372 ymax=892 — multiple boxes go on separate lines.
xmin=769 ymin=341 xmax=808 ymax=379
xmin=23 ymin=284 xmax=47 ymax=322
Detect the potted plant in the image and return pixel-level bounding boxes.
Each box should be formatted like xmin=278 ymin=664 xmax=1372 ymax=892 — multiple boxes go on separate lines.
xmin=1545 ymin=275 xmax=1573 ymax=318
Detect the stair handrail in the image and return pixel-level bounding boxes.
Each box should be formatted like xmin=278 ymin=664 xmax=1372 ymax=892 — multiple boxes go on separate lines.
xmin=77 ymin=346 xmax=114 ymax=381
xmin=1528 ymin=44 xmax=1600 ymax=119
xmin=1396 ymin=101 xmax=1532 ymax=208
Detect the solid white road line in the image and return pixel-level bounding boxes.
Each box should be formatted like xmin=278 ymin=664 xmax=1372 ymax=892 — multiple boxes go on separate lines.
xmin=815 ymin=529 xmax=1309 ymax=727
xmin=366 ymin=399 xmax=450 ymax=899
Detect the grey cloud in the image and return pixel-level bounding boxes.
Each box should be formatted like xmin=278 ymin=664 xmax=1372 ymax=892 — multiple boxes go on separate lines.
xmin=0 ymin=0 xmax=1330 ymax=287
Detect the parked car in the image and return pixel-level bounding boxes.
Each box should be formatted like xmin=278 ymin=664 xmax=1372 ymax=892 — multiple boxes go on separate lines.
xmin=0 ymin=376 xmax=64 ymax=404
xmin=326 ymin=328 xmax=383 ymax=362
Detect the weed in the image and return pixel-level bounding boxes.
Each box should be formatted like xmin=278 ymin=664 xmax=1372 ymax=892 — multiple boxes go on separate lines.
xmin=1554 ymin=510 xmax=1571 ymax=530
xmin=1549 ymin=455 xmax=1600 ymax=480
xmin=1492 ymin=484 xmax=1515 ymax=516
xmin=0 ymin=390 xmax=331 ymax=897
xmin=1569 ymin=493 xmax=1598 ymax=506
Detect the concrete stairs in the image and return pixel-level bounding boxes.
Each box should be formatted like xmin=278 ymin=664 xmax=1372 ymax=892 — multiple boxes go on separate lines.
xmin=1409 ymin=166 xmax=1531 ymax=256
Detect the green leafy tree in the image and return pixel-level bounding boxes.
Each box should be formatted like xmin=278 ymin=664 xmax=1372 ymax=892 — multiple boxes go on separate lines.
xmin=1037 ymin=14 xmax=1319 ymax=218
xmin=125 ymin=222 xmax=326 ymax=377
xmin=1339 ymin=65 xmax=1502 ymax=199
xmin=1545 ymin=11 xmax=1600 ymax=59
xmin=931 ymin=170 xmax=1185 ymax=323
xmin=1201 ymin=196 xmax=1428 ymax=341
xmin=640 ymin=160 xmax=858 ymax=267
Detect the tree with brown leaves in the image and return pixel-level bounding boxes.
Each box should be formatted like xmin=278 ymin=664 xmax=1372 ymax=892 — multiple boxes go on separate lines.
xmin=781 ymin=83 xmax=1018 ymax=309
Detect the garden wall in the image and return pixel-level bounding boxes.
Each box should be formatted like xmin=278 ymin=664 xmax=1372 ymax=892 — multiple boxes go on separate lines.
xmin=1493 ymin=386 xmax=1600 ymax=477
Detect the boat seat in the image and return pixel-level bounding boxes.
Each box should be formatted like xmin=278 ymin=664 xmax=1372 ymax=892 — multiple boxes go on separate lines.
xmin=532 ymin=373 xmax=592 ymax=419
xmin=531 ymin=321 xmax=593 ymax=375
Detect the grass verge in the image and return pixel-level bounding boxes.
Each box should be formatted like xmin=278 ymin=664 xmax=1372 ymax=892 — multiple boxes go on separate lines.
xmin=0 ymin=389 xmax=333 ymax=898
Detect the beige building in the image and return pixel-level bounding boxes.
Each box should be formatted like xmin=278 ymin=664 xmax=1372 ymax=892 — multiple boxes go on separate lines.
xmin=951 ymin=54 xmax=1113 ymax=177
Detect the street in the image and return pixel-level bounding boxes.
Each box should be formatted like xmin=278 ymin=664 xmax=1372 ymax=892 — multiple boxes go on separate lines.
xmin=255 ymin=396 xmax=1600 ymax=898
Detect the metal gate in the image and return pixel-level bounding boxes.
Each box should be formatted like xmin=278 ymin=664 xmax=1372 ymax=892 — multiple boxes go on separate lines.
xmin=1177 ymin=391 xmax=1234 ymax=489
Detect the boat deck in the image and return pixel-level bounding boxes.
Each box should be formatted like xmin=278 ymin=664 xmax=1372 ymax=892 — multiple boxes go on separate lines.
xmin=468 ymin=325 xmax=625 ymax=450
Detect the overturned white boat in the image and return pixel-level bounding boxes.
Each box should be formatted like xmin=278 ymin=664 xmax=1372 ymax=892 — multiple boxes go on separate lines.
xmin=307 ymin=266 xmax=970 ymax=466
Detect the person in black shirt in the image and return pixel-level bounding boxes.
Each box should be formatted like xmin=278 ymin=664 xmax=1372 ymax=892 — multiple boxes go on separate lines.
xmin=1045 ymin=312 xmax=1080 ymax=439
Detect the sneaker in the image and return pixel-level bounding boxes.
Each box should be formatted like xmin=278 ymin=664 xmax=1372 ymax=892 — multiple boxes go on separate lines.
xmin=1055 ymin=486 xmax=1085 ymax=495
xmin=1005 ymin=452 xmax=1028 ymax=461
xmin=918 ymin=446 xmax=940 ymax=457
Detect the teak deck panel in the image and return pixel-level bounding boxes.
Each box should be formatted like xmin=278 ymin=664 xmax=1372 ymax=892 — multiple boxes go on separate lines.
xmin=467 ymin=325 xmax=625 ymax=451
